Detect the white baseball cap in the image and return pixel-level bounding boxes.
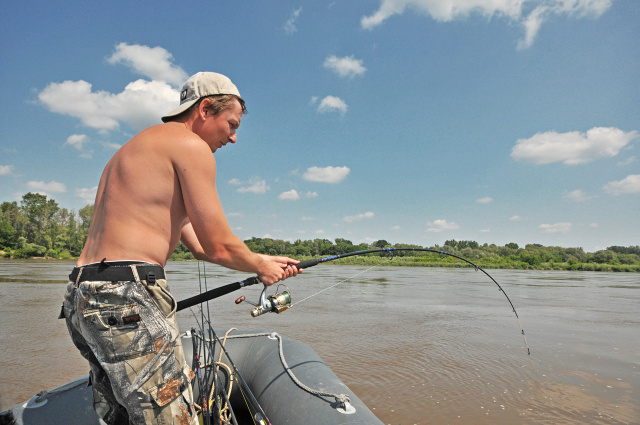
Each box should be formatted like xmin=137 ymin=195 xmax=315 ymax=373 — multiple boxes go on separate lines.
xmin=161 ymin=72 xmax=242 ymax=122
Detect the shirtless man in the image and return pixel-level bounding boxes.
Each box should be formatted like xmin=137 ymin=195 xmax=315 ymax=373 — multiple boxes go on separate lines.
xmin=62 ymin=72 xmax=299 ymax=425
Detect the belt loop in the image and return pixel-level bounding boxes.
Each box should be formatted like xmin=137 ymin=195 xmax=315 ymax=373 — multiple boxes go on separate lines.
xmin=130 ymin=264 xmax=141 ymax=282
xmin=75 ymin=268 xmax=83 ymax=288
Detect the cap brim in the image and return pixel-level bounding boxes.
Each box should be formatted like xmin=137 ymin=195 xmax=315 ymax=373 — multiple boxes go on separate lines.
xmin=161 ymin=98 xmax=198 ymax=123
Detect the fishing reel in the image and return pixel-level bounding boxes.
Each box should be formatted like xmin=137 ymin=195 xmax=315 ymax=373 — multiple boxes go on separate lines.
xmin=235 ymin=283 xmax=292 ymax=317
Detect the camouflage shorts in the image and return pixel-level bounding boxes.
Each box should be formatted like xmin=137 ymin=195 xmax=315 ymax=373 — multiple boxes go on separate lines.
xmin=63 ymin=262 xmax=197 ymax=425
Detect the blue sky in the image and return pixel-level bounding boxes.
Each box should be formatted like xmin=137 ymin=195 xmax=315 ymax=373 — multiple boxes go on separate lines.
xmin=1 ymin=0 xmax=638 ymax=252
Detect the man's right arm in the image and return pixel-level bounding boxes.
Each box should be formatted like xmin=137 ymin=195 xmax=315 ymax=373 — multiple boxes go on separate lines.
xmin=172 ymin=136 xmax=291 ymax=285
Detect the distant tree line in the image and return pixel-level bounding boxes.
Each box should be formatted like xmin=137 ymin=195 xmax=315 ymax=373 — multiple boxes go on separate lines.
xmin=2 ymin=193 xmax=638 ymax=272
xmin=236 ymin=238 xmax=640 ymax=272
xmin=1 ymin=193 xmax=93 ymax=259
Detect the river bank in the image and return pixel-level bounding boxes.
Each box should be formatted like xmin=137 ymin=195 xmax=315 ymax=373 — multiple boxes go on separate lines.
xmin=2 ymin=252 xmax=638 ymax=272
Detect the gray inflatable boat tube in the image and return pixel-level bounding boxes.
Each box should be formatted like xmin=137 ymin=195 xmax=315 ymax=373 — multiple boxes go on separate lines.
xmin=0 ymin=330 xmax=383 ymax=425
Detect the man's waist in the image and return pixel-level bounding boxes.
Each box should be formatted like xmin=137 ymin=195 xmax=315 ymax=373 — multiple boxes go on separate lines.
xmin=70 ymin=260 xmax=165 ymax=283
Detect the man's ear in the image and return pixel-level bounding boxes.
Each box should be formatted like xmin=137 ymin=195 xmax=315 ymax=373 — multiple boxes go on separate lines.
xmin=197 ymin=99 xmax=210 ymax=120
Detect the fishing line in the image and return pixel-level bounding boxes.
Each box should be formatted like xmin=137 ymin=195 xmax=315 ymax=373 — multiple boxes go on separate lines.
xmin=192 ymin=261 xmax=270 ymax=425
xmin=291 ymin=248 xmax=530 ymax=355
xmin=288 ymin=265 xmax=378 ymax=308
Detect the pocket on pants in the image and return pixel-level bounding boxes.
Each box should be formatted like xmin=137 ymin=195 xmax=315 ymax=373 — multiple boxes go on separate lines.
xmin=146 ymin=364 xmax=195 ymax=407
xmin=143 ymin=279 xmax=177 ymax=318
xmin=82 ymin=302 xmax=154 ymax=362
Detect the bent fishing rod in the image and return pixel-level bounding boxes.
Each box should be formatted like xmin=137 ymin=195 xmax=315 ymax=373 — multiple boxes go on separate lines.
xmin=176 ymin=248 xmax=530 ymax=355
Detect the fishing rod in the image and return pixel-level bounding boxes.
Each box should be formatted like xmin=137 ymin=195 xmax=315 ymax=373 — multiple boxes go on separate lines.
xmin=177 ymin=248 xmax=530 ymax=355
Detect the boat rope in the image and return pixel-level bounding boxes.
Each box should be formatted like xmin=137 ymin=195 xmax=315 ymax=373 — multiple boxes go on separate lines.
xmin=203 ymin=330 xmax=354 ymax=412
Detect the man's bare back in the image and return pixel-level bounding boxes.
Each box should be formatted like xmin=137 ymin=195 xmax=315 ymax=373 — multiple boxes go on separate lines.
xmin=78 ymin=124 xmax=197 ymax=266
xmin=78 ymin=89 xmax=298 ymax=285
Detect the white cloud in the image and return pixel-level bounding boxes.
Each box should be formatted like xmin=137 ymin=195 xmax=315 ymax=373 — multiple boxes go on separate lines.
xmin=539 ymin=222 xmax=572 ymax=233
xmin=237 ymin=178 xmax=270 ymax=194
xmin=303 ymin=166 xmax=350 ymax=183
xmin=26 ymin=181 xmax=67 ymax=193
xmin=279 ymin=189 xmax=300 ymax=200
xmin=284 ymin=7 xmax=302 ymax=34
xmin=317 ymin=96 xmax=348 ymax=114
xmin=0 ymin=165 xmax=14 ymax=176
xmin=603 ymin=174 xmax=640 ymax=196
xmin=427 ymin=219 xmax=459 ymax=232
xmin=76 ymin=186 xmax=98 ymax=204
xmin=343 ymin=212 xmax=375 ymax=223
xmin=39 ymin=79 xmax=178 ymax=131
xmin=476 ymin=197 xmax=494 ymax=204
xmin=65 ymin=134 xmax=89 ymax=150
xmin=361 ymin=0 xmax=612 ymax=49
xmin=304 ymin=191 xmax=319 ymax=198
xmin=518 ymin=5 xmax=548 ymax=50
xmin=511 ymin=127 xmax=638 ymax=165
xmin=38 ymin=43 xmax=186 ymax=132
xmin=101 ymin=141 xmax=122 ymax=150
xmin=323 ymin=55 xmax=366 ymax=78
xmin=510 ymin=215 xmax=522 ymax=221
xmin=107 ymin=43 xmax=188 ymax=86
xmin=617 ymin=156 xmax=636 ymax=166
xmin=564 ymin=189 xmax=595 ymax=202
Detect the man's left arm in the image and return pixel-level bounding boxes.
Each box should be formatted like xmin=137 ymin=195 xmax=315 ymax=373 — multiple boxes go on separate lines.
xmin=180 ymin=219 xmax=301 ymax=273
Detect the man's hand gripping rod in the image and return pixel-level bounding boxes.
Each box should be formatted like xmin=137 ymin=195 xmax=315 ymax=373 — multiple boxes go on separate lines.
xmin=176 ymin=260 xmax=314 ymax=314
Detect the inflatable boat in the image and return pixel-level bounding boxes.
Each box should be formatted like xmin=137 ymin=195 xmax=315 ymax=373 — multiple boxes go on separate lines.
xmin=0 ymin=329 xmax=383 ymax=425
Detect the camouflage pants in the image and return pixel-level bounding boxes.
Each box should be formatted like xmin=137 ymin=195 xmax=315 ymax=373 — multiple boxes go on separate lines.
xmin=63 ymin=262 xmax=198 ymax=425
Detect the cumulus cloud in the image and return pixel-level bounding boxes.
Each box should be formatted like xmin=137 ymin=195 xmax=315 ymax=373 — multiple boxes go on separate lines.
xmin=316 ymin=96 xmax=348 ymax=114
xmin=303 ymin=166 xmax=350 ymax=183
xmin=279 ymin=189 xmax=300 ymax=200
xmin=427 ymin=219 xmax=459 ymax=232
xmin=39 ymin=79 xmax=177 ymax=131
xmin=361 ymin=0 xmax=612 ymax=49
xmin=65 ymin=134 xmax=89 ymax=150
xmin=76 ymin=186 xmax=98 ymax=204
xmin=539 ymin=222 xmax=572 ymax=233
xmin=284 ymin=7 xmax=302 ymax=34
xmin=278 ymin=190 xmax=318 ymax=200
xmin=343 ymin=211 xmax=375 ymax=223
xmin=510 ymin=215 xmax=522 ymax=221
xmin=476 ymin=197 xmax=494 ymax=204
xmin=38 ymin=43 xmax=183 ymax=132
xmin=26 ymin=180 xmax=67 ymax=193
xmin=323 ymin=55 xmax=366 ymax=78
xmin=236 ymin=178 xmax=270 ymax=194
xmin=511 ymin=127 xmax=638 ymax=165
xmin=603 ymin=174 xmax=640 ymax=195
xmin=0 ymin=165 xmax=14 ymax=176
xmin=564 ymin=189 xmax=595 ymax=202
xmin=107 ymin=43 xmax=188 ymax=86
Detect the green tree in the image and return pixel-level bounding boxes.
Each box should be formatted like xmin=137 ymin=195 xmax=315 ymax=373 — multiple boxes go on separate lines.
xmin=0 ymin=219 xmax=17 ymax=249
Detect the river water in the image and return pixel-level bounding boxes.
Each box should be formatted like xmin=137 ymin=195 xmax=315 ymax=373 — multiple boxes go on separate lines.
xmin=0 ymin=260 xmax=638 ymax=424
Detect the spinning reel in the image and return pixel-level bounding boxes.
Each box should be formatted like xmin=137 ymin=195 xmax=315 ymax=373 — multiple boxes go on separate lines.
xmin=235 ymin=284 xmax=292 ymax=317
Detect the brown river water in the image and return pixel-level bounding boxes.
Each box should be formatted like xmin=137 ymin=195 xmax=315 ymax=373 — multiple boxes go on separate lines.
xmin=0 ymin=259 xmax=638 ymax=424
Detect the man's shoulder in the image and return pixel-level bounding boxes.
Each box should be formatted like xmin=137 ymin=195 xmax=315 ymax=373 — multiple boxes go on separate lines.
xmin=133 ymin=124 xmax=210 ymax=155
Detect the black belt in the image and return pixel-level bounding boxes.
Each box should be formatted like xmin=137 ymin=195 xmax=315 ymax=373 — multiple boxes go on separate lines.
xmin=69 ymin=262 xmax=165 ymax=283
